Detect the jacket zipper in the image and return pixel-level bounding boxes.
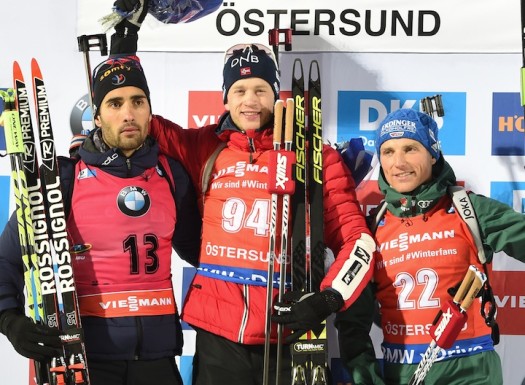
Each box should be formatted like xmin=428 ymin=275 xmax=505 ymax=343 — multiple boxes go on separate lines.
xmin=237 ymin=284 xmax=250 ymax=343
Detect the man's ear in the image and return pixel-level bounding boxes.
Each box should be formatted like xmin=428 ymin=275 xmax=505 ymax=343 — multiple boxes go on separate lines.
xmin=224 ymin=103 xmax=230 ymax=111
xmin=94 ymin=115 xmax=101 ymax=128
xmin=431 ymin=157 xmax=437 ymax=165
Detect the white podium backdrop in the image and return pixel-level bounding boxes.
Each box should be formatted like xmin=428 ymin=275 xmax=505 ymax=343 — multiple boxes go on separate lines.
xmin=1 ymin=1 xmax=524 ymax=384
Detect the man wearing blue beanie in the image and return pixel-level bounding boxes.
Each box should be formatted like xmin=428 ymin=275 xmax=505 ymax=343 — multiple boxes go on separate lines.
xmin=336 ymin=108 xmax=525 ymax=385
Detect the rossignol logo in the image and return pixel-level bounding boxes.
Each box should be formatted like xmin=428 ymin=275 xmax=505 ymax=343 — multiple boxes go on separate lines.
xmin=35 ymin=82 xmax=55 ymax=165
xmin=117 ymin=186 xmax=151 ymax=217
xmin=292 ymin=341 xmax=325 ymax=353
xmin=17 ymin=85 xmax=37 ymax=174
xmin=43 ymin=177 xmax=75 ymax=295
xmin=28 ymin=178 xmax=56 ymax=296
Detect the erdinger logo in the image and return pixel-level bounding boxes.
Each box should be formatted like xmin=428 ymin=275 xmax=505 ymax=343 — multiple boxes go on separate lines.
xmin=117 ymin=186 xmax=151 ymax=217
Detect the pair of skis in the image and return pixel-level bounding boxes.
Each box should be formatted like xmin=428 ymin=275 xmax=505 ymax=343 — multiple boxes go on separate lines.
xmin=289 ymin=59 xmax=328 ymax=385
xmin=1 ymin=59 xmax=89 ymax=385
xmin=263 ymin=58 xmax=328 ymax=385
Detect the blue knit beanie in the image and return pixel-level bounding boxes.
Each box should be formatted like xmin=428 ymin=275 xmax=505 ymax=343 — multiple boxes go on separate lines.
xmin=375 ymin=108 xmax=441 ymax=160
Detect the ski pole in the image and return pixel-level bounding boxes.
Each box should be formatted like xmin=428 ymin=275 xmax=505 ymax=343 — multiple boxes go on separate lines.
xmin=520 ymin=0 xmax=525 ymax=121
xmin=263 ymin=99 xmax=285 ymax=385
xmin=408 ymin=265 xmax=486 ymax=385
xmin=77 ymin=34 xmax=108 ymax=133
xmin=275 ymin=98 xmax=296 ymax=385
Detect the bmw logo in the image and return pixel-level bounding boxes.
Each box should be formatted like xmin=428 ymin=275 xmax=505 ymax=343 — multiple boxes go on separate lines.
xmin=117 ymin=186 xmax=151 ymax=217
xmin=70 ymin=94 xmax=95 ymax=135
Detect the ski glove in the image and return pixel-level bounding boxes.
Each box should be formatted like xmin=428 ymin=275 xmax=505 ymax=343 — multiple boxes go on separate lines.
xmin=114 ymin=0 xmax=150 ymax=34
xmin=0 ymin=309 xmax=62 ymax=361
xmin=272 ymin=289 xmax=344 ymax=343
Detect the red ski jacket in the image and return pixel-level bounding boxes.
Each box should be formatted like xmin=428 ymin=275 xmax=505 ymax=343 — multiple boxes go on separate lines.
xmin=150 ymin=113 xmax=375 ymax=344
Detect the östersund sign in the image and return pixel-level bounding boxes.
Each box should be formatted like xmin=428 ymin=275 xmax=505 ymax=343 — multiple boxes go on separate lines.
xmin=77 ymin=0 xmax=520 ymax=53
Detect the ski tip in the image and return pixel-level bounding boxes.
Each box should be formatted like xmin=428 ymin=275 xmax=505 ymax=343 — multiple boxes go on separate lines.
xmin=308 ymin=60 xmax=321 ymax=82
xmin=292 ymin=58 xmax=304 ymax=79
xmin=31 ymin=58 xmax=42 ymax=78
xmin=13 ymin=61 xmax=23 ymax=82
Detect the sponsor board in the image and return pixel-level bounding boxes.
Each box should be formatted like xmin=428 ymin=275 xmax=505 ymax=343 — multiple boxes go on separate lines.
xmin=337 ymin=91 xmax=466 ymax=156
xmin=491 ymin=92 xmax=525 ymax=156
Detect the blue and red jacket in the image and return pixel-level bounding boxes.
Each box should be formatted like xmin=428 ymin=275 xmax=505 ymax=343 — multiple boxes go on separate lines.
xmin=0 ymin=133 xmax=201 ymax=360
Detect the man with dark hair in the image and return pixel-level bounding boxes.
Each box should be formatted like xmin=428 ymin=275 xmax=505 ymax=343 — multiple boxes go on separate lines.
xmin=0 ymin=54 xmax=201 ymax=385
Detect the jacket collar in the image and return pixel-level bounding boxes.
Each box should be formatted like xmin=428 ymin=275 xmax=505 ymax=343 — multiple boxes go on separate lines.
xmin=78 ymin=128 xmax=159 ymax=178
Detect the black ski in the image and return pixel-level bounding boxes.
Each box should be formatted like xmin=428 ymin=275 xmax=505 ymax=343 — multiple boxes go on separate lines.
xmin=289 ymin=59 xmax=329 ymax=385
xmin=14 ymin=59 xmax=64 ymax=385
xmin=306 ymin=60 xmax=329 ymax=385
xmin=31 ymin=58 xmax=90 ymax=385
xmin=5 ymin=59 xmax=90 ymax=385
xmin=291 ymin=58 xmax=307 ymax=293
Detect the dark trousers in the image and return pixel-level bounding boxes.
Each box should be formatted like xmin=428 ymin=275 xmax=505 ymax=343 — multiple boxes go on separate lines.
xmin=88 ymin=357 xmax=183 ymax=385
xmin=192 ymin=328 xmax=292 ymax=385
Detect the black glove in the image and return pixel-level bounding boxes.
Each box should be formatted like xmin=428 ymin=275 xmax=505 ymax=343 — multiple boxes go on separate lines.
xmin=114 ymin=0 xmax=149 ymax=35
xmin=272 ymin=289 xmax=344 ymax=343
xmin=0 ymin=309 xmax=63 ymax=361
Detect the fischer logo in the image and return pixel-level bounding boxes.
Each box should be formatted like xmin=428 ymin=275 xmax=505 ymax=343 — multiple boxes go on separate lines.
xmin=100 ymin=295 xmax=173 ymax=312
xmin=311 ymin=96 xmax=323 ymax=184
xmin=294 ymin=93 xmax=306 ymax=184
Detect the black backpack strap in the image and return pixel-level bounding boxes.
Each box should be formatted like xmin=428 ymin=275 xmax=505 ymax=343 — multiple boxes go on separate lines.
xmin=367 ymin=200 xmax=388 ymax=234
